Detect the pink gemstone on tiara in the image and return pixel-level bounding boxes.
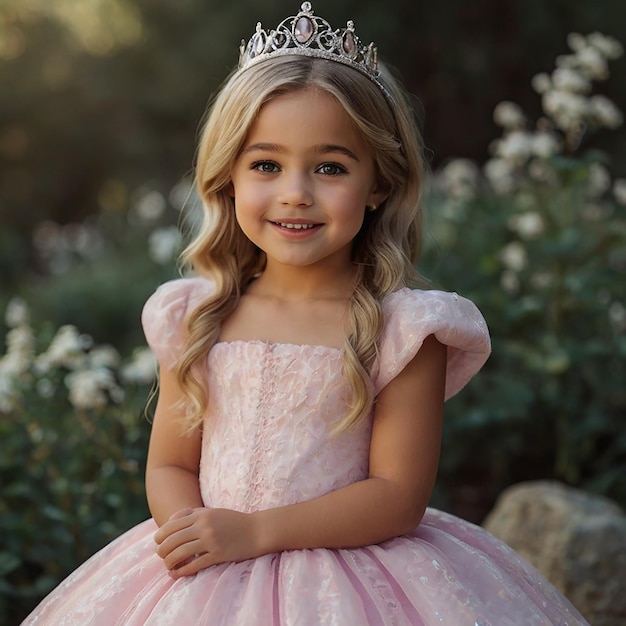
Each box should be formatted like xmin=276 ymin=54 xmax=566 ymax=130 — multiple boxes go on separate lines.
xmin=342 ymin=32 xmax=356 ymax=57
xmin=295 ymin=16 xmax=314 ymax=43
xmin=254 ymin=33 xmax=265 ymax=55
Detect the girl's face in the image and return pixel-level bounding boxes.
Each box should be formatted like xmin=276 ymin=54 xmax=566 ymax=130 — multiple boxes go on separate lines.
xmin=230 ymin=88 xmax=383 ymax=272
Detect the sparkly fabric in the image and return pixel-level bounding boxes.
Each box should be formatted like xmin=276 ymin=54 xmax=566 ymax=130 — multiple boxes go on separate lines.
xmin=22 ymin=278 xmax=588 ymax=625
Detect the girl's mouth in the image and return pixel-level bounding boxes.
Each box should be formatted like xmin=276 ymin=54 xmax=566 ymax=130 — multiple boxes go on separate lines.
xmin=272 ymin=221 xmax=319 ymax=230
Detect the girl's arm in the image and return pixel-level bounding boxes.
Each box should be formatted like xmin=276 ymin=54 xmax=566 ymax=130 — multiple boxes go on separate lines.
xmin=256 ymin=333 xmax=446 ymax=550
xmin=145 ymin=367 xmax=204 ymax=527
xmin=155 ymin=334 xmax=446 ymax=576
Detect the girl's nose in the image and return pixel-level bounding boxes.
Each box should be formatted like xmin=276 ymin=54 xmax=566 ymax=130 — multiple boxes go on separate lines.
xmin=277 ymin=172 xmax=314 ymax=208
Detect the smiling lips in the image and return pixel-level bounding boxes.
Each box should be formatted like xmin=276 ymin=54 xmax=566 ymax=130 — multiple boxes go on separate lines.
xmin=270 ymin=220 xmax=322 ymax=233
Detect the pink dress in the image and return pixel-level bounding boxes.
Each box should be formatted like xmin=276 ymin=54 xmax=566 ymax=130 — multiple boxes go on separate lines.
xmin=23 ymin=278 xmax=588 ymax=625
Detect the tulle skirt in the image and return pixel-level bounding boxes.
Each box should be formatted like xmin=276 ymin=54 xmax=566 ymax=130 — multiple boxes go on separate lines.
xmin=22 ymin=508 xmax=587 ymax=626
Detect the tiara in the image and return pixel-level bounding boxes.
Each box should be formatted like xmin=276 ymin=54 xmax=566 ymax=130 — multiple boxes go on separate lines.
xmin=238 ymin=2 xmax=389 ymax=97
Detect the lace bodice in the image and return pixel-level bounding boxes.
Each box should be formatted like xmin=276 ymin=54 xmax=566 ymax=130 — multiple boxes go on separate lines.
xmin=201 ymin=341 xmax=369 ymax=512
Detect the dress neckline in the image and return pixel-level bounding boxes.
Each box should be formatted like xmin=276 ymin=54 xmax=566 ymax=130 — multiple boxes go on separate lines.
xmin=212 ymin=338 xmax=343 ymax=354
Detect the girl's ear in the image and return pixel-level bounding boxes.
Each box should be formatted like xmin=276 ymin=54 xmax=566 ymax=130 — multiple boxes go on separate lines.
xmin=227 ymin=181 xmax=235 ymax=198
xmin=367 ymin=184 xmax=389 ymax=210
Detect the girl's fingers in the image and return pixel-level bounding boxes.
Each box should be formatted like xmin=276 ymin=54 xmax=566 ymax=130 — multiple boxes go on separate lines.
xmin=168 ymin=508 xmax=194 ymax=520
xmin=155 ymin=525 xmax=198 ymax=560
xmin=161 ymin=540 xmax=205 ymax=571
xmin=168 ymin=551 xmax=210 ymax=578
xmin=154 ymin=511 xmax=195 ymax=545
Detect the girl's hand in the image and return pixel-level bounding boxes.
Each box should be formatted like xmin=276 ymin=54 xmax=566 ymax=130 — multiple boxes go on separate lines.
xmin=154 ymin=507 xmax=260 ymax=578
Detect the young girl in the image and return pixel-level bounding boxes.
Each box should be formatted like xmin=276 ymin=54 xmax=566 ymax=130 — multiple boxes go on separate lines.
xmin=24 ymin=3 xmax=588 ymax=625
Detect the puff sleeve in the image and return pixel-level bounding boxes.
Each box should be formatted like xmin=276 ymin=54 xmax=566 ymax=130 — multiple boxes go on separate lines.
xmin=372 ymin=288 xmax=491 ymax=400
xmin=141 ymin=277 xmax=215 ymax=370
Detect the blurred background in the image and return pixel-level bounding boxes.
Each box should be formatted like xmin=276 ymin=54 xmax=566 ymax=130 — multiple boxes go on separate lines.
xmin=1 ymin=0 xmax=625 ymax=622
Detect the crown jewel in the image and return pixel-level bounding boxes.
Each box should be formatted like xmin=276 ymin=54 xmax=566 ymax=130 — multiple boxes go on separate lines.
xmin=238 ymin=2 xmax=386 ymax=94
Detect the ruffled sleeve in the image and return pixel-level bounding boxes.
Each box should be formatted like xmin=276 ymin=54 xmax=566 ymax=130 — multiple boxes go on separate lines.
xmin=372 ymin=288 xmax=491 ymax=400
xmin=141 ymin=277 xmax=216 ymax=370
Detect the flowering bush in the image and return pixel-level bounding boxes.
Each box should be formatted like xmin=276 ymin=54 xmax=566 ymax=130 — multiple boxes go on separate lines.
xmin=0 ymin=174 xmax=197 ymax=622
xmin=0 ymin=301 xmax=156 ymax=624
xmin=426 ymin=32 xmax=626 ymax=518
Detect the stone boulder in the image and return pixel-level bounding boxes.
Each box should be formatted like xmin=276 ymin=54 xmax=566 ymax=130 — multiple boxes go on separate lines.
xmin=483 ymin=480 xmax=626 ymax=626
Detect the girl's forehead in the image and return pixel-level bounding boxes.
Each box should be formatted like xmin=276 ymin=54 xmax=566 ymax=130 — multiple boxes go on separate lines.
xmin=246 ymin=88 xmax=367 ymax=149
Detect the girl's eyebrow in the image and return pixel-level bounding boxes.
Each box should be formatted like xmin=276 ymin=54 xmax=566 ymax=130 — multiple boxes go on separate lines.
xmin=240 ymin=143 xmax=360 ymax=162
xmin=241 ymin=142 xmax=287 ymax=155
xmin=318 ymin=144 xmax=360 ymax=162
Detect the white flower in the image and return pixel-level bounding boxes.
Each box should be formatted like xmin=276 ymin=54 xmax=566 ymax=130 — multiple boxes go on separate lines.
xmin=589 ymin=95 xmax=623 ymax=129
xmin=484 ymin=158 xmax=517 ymax=195
xmin=508 ymin=212 xmax=545 ymax=240
xmin=5 ymin=298 xmax=30 ymax=328
xmin=0 ymin=351 xmax=31 ymax=377
xmin=542 ymin=90 xmax=588 ymax=131
xmin=36 ymin=325 xmax=89 ymax=372
xmin=587 ymin=163 xmax=611 ymax=197
xmin=532 ymin=73 xmax=552 ymax=95
xmin=531 ymin=132 xmax=561 ymax=158
xmin=552 ymin=68 xmax=591 ymax=94
xmin=133 ymin=189 xmax=167 ymax=222
xmin=121 ymin=347 xmax=157 ymax=385
xmin=493 ymin=101 xmax=526 ymax=129
xmin=500 ymin=270 xmax=520 ymax=294
xmin=613 ymin=179 xmax=626 ymax=205
xmin=169 ymin=178 xmax=194 ymax=211
xmin=0 ymin=322 xmax=35 ymax=409
xmin=65 ymin=367 xmax=124 ymax=410
xmin=567 ymin=33 xmax=587 ymax=53
xmin=5 ymin=325 xmax=34 ymax=355
xmin=149 ymin=226 xmax=180 ymax=265
xmin=32 ymin=220 xmax=62 ymax=255
xmin=0 ymin=375 xmax=15 ymax=413
xmin=60 ymin=223 xmax=105 ymax=260
xmin=88 ymin=345 xmax=121 ymax=369
xmin=576 ymin=46 xmax=609 ymax=80
xmin=500 ymin=241 xmax=528 ymax=272
xmin=436 ymin=159 xmax=480 ymax=200
xmin=587 ymin=32 xmax=624 ymax=60
xmin=495 ymin=130 xmax=534 ymax=164
xmin=0 ymin=326 xmax=35 ymax=376
xmin=609 ymin=302 xmax=626 ymax=333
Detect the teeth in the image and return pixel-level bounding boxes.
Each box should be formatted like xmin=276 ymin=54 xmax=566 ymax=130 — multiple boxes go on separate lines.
xmin=277 ymin=222 xmax=316 ymax=230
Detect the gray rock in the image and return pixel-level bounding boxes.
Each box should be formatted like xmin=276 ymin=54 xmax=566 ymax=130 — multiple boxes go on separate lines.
xmin=483 ymin=480 xmax=626 ymax=626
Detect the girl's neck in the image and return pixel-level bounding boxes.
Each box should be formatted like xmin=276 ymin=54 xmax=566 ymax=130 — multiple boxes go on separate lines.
xmin=247 ymin=262 xmax=357 ymax=302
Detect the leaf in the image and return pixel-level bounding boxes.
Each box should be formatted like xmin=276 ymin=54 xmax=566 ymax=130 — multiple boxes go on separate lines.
xmin=0 ymin=552 xmax=22 ymax=576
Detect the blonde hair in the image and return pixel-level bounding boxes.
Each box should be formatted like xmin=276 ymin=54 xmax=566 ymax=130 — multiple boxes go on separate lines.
xmin=176 ymin=55 xmax=425 ymax=433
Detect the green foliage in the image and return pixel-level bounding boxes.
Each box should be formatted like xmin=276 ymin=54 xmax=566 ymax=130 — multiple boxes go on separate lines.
xmin=0 ymin=382 xmax=151 ymax=625
xmin=0 ymin=204 xmax=169 ymax=622
xmin=424 ymin=154 xmax=626 ymax=520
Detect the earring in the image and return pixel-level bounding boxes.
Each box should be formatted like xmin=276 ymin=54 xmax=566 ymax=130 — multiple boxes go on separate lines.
xmin=367 ymin=204 xmax=377 ymax=212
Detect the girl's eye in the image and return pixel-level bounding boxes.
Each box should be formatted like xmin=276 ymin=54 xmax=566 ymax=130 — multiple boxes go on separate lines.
xmin=252 ymin=161 xmax=280 ymax=174
xmin=317 ymin=163 xmax=347 ymax=176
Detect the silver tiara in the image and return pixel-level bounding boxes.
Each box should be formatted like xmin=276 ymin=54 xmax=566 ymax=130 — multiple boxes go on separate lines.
xmin=238 ymin=2 xmax=389 ymax=97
